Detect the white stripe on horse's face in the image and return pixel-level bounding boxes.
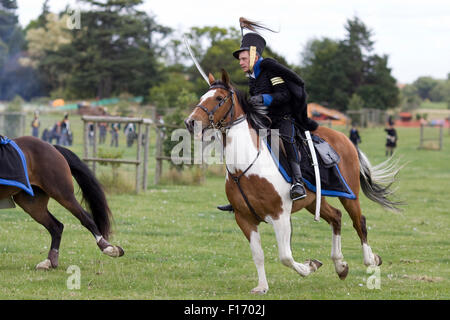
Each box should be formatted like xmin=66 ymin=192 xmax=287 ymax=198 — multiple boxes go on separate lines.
xmin=199 ymin=89 xmax=217 ymax=106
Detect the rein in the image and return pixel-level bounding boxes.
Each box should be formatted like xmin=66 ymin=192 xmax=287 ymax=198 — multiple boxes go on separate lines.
xmin=195 ymin=84 xmax=265 ymax=223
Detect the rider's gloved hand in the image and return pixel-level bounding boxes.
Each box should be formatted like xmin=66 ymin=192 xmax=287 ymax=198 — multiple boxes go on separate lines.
xmin=249 ymin=95 xmax=264 ymax=106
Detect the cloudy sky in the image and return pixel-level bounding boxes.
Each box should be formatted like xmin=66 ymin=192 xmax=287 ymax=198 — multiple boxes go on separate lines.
xmin=16 ymin=0 xmax=450 ymax=84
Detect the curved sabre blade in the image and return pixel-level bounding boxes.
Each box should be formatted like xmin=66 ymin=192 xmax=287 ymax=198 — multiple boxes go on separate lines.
xmin=183 ymin=35 xmax=210 ymax=86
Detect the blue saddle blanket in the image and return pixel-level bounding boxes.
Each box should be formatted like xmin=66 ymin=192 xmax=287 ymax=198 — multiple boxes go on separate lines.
xmin=266 ymin=134 xmax=356 ymax=199
xmin=0 ymin=136 xmax=34 ymax=196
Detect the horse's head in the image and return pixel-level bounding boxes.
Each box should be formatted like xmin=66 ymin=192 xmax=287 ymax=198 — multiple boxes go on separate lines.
xmin=185 ymin=70 xmax=239 ymax=134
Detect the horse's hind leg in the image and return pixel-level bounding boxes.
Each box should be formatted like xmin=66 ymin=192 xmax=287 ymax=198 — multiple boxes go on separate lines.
xmin=54 ymin=194 xmax=123 ymax=258
xmin=270 ymin=210 xmax=322 ymax=277
xmin=340 ymin=198 xmax=382 ymax=267
xmin=13 ymin=188 xmax=64 ymax=270
xmin=306 ymin=199 xmax=349 ymax=280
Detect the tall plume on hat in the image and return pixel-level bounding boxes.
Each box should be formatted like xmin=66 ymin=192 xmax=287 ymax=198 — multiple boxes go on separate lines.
xmin=238 ymin=17 xmax=277 ymax=36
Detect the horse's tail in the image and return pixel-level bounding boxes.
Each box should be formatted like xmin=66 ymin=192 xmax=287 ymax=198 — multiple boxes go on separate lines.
xmin=53 ymin=145 xmax=112 ymax=240
xmin=357 ymin=148 xmax=404 ymax=212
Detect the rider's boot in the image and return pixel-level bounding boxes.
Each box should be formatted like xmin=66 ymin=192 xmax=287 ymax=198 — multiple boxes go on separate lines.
xmin=289 ymin=160 xmax=307 ymax=200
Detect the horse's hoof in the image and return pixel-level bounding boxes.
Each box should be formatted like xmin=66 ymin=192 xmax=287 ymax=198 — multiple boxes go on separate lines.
xmin=251 ymin=286 xmax=268 ymax=295
xmin=103 ymin=245 xmax=124 ymax=258
xmin=36 ymin=259 xmax=52 ymax=270
xmin=337 ymin=262 xmax=349 ymax=280
xmin=116 ymin=246 xmax=125 ymax=257
xmin=307 ymin=259 xmax=323 ymax=272
xmin=375 ymin=254 xmax=382 ymax=266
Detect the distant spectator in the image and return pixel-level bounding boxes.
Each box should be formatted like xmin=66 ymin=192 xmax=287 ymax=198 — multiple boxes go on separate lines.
xmin=52 ymin=122 xmax=62 ymax=144
xmin=98 ymin=122 xmax=107 ymax=144
xmin=385 ymin=123 xmax=398 ymax=157
xmin=110 ymin=122 xmax=120 ymax=147
xmin=349 ymin=123 xmax=361 ymax=147
xmin=31 ymin=113 xmax=40 ymax=138
xmin=60 ymin=113 xmax=72 ymax=146
xmin=124 ymin=122 xmax=137 ymax=147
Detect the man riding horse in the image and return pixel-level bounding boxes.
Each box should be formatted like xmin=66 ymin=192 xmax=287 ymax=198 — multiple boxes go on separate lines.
xmin=218 ymin=18 xmax=318 ymax=212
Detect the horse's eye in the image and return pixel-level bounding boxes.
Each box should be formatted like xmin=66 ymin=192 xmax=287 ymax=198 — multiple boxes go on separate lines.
xmin=216 ymin=96 xmax=224 ymax=101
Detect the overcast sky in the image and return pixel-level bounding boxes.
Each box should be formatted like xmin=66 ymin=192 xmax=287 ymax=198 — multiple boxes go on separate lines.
xmin=16 ymin=0 xmax=450 ymax=84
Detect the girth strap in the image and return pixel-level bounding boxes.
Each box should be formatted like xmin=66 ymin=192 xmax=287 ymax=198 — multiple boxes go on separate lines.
xmin=226 ymin=150 xmax=265 ymax=223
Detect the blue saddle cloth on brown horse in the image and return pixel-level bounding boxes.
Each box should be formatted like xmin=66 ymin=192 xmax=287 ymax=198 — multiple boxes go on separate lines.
xmin=266 ymin=132 xmax=356 ymax=199
xmin=0 ymin=135 xmax=34 ymax=196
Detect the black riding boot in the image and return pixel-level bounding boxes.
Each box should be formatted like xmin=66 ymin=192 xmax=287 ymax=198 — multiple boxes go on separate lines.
xmin=289 ymin=160 xmax=307 ymax=200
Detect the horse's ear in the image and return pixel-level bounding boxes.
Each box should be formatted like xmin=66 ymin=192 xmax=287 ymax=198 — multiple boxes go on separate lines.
xmin=208 ymin=73 xmax=215 ymax=85
xmin=221 ymin=69 xmax=230 ymax=85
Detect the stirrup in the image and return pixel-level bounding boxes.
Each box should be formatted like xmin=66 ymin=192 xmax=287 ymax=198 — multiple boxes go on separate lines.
xmin=290 ymin=183 xmax=306 ymax=200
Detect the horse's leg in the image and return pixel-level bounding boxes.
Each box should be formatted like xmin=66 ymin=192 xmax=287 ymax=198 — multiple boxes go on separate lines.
xmin=340 ymin=198 xmax=382 ymax=266
xmin=235 ymin=212 xmax=268 ymax=294
xmin=54 ymin=194 xmax=123 ymax=257
xmin=306 ymin=199 xmax=349 ymax=280
xmin=270 ymin=210 xmax=322 ymax=277
xmin=13 ymin=188 xmax=64 ymax=270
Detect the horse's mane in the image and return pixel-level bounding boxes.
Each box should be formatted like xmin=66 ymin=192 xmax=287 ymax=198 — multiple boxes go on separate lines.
xmin=211 ymin=80 xmax=271 ymax=130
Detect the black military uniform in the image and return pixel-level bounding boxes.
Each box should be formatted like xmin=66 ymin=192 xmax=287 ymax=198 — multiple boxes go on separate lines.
xmin=217 ymin=32 xmax=316 ymax=212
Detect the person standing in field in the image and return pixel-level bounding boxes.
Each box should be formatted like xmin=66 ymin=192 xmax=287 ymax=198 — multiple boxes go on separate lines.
xmin=110 ymin=122 xmax=120 ymax=147
xmin=31 ymin=112 xmax=40 ymax=138
xmin=385 ymin=123 xmax=398 ymax=156
xmin=349 ymin=123 xmax=361 ymax=147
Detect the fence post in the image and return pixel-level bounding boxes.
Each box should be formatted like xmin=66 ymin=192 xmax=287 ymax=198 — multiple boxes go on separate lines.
xmin=83 ymin=121 xmax=89 ymax=165
xmin=92 ymin=122 xmax=97 ymax=175
xmin=135 ymin=122 xmax=142 ymax=193
xmin=154 ymin=126 xmax=163 ymax=185
xmin=143 ymin=123 xmax=150 ymax=190
xmin=419 ymin=124 xmax=424 ymax=149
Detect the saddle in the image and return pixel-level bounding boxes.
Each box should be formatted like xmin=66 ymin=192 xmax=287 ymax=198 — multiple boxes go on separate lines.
xmin=0 ymin=136 xmax=34 ymax=198
xmin=265 ymin=129 xmax=356 ymax=199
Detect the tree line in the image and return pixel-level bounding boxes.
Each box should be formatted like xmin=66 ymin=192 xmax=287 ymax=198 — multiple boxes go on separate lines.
xmin=1 ymin=0 xmax=447 ymax=114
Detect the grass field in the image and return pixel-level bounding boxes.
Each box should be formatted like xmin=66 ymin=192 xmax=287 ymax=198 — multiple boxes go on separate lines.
xmin=0 ymin=112 xmax=449 ymax=300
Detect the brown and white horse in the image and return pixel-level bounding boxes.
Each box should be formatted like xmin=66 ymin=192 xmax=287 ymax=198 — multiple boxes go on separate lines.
xmin=0 ymin=136 xmax=124 ymax=270
xmin=185 ymin=71 xmax=401 ymax=294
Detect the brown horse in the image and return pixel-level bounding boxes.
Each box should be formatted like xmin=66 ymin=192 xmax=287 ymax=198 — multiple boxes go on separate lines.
xmin=185 ymin=71 xmax=401 ymax=294
xmin=0 ymin=136 xmax=124 ymax=270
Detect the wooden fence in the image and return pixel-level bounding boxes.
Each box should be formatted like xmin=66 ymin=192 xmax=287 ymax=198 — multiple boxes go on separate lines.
xmin=81 ymin=115 xmax=152 ymax=193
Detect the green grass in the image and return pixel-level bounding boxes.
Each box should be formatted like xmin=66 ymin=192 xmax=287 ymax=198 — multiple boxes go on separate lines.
xmin=0 ymin=113 xmax=449 ymax=299
xmin=419 ymin=101 xmax=449 ymax=110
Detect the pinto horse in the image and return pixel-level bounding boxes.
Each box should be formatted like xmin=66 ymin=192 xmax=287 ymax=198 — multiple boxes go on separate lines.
xmin=0 ymin=136 xmax=124 ymax=270
xmin=185 ymin=71 xmax=401 ymax=294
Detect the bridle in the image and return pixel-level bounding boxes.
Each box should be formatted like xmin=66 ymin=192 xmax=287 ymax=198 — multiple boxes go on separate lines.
xmin=195 ymin=83 xmax=245 ymax=132
xmin=195 ymin=83 xmax=265 ymax=224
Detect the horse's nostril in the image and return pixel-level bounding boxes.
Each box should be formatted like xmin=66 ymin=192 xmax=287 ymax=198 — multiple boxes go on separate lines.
xmin=185 ymin=118 xmax=194 ymax=133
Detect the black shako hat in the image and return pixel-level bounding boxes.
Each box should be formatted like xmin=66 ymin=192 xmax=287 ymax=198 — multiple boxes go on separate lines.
xmin=232 ymin=32 xmax=266 ymax=59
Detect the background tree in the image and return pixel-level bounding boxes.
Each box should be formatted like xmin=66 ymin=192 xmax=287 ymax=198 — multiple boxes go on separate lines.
xmin=412 ymin=76 xmax=439 ymax=101
xmin=41 ymin=0 xmax=172 ymax=99
xmin=300 ymin=16 xmax=399 ymax=111
xmin=0 ymin=0 xmax=41 ymax=100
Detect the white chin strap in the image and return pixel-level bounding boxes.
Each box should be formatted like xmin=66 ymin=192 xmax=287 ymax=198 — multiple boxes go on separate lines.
xmin=249 ymin=46 xmax=257 ymax=72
